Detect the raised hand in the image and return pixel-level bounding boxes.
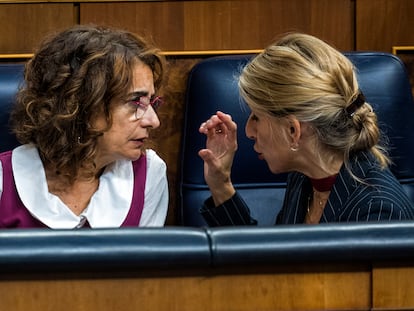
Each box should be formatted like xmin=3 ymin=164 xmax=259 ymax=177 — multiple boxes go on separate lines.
xmin=198 ymin=111 xmax=237 ymax=205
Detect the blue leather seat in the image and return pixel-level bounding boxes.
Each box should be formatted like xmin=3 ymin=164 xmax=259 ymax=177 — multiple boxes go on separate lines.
xmin=2 ymin=222 xmax=414 ymax=273
xmin=0 ymin=227 xmax=211 ymax=272
xmin=0 ymin=63 xmax=24 ymax=152
xmin=179 ymin=52 xmax=414 ymax=226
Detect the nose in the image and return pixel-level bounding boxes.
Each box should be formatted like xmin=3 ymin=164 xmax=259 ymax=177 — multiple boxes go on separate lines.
xmin=140 ymin=106 xmax=160 ymax=129
xmin=245 ymin=113 xmax=256 ymax=140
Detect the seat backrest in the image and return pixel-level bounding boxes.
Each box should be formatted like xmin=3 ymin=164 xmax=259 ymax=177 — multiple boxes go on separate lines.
xmin=0 ymin=63 xmax=24 ymax=152
xmin=179 ymin=52 xmax=414 ymax=226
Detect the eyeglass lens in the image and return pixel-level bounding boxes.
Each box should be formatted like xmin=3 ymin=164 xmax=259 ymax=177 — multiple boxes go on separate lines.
xmin=135 ymin=96 xmax=163 ymax=119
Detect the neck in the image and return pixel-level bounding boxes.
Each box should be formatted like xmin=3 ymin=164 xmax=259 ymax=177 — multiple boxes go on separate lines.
xmin=309 ymin=174 xmax=338 ymax=192
xmin=295 ymin=140 xmax=343 ymax=180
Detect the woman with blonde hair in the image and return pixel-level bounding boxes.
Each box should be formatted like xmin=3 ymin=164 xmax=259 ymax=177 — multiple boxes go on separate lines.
xmin=199 ymin=33 xmax=414 ymax=225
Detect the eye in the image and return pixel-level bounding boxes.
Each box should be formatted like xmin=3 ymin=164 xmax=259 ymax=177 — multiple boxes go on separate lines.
xmin=127 ymin=100 xmax=142 ymax=112
xmin=126 ymin=92 xmax=149 ymax=105
xmin=128 ymin=96 xmax=148 ymax=108
xmin=250 ymin=114 xmax=259 ymax=121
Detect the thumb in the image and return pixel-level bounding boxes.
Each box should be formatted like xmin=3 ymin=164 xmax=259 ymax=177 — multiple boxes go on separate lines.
xmin=198 ymin=149 xmax=216 ymax=165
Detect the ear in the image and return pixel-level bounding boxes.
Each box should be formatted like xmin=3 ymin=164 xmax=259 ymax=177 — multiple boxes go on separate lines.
xmin=285 ymin=115 xmax=301 ymax=144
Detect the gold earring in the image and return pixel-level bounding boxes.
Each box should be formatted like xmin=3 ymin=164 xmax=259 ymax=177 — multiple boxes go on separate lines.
xmin=290 ymin=143 xmax=299 ymax=151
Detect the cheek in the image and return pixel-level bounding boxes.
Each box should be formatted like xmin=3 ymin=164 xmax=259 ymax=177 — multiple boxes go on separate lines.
xmin=108 ymin=121 xmax=135 ymax=143
xmin=259 ymin=126 xmax=290 ymax=160
xmin=98 ymin=113 xmax=133 ymax=145
xmin=108 ymin=108 xmax=134 ymax=132
xmin=257 ymin=122 xmax=279 ymax=146
xmin=90 ymin=113 xmax=108 ymax=132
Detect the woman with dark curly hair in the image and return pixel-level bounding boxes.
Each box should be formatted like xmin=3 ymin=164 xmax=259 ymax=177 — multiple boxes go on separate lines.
xmin=0 ymin=25 xmax=168 ymax=228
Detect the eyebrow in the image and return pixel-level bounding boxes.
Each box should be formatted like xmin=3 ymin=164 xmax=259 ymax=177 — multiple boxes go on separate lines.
xmin=127 ymin=91 xmax=150 ymax=101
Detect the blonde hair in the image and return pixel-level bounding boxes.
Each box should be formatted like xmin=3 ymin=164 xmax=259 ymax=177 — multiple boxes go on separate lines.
xmin=239 ymin=33 xmax=389 ymax=171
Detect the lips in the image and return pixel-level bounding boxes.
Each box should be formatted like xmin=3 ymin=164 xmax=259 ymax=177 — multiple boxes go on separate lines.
xmin=252 ymin=149 xmax=263 ymax=160
xmin=130 ymin=137 xmax=147 ymax=147
xmin=253 ymin=145 xmax=261 ymax=154
xmin=132 ymin=135 xmax=148 ymax=142
xmin=253 ymin=146 xmax=264 ymax=160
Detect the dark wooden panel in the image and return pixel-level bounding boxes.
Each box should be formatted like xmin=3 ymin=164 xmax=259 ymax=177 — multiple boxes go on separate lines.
xmin=80 ymin=1 xmax=185 ymax=50
xmin=309 ymin=0 xmax=355 ymax=51
xmin=80 ymin=0 xmax=354 ymax=51
xmin=356 ymin=0 xmax=414 ymax=52
xmin=183 ymin=0 xmax=354 ymax=51
xmin=372 ymin=263 xmax=414 ymax=310
xmin=0 ymin=4 xmax=76 ymax=54
xmin=0 ymin=264 xmax=370 ymax=311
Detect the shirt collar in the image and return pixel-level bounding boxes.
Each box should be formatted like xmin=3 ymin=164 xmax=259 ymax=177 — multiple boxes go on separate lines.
xmin=12 ymin=144 xmax=134 ymax=228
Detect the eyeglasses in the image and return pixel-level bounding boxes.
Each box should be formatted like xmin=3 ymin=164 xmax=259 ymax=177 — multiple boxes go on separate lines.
xmin=130 ymin=96 xmax=163 ymax=120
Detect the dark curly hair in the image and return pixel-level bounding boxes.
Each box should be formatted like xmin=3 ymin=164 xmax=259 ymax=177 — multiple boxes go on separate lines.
xmin=10 ymin=24 xmax=165 ymax=185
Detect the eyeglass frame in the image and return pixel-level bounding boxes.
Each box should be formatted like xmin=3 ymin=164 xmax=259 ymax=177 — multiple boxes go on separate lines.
xmin=129 ymin=95 xmax=163 ymax=120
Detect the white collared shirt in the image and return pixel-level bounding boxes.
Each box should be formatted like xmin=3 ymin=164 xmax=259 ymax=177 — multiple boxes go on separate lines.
xmin=0 ymin=145 xmax=168 ymax=228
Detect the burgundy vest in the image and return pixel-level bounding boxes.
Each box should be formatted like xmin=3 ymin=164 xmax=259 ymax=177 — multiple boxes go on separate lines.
xmin=0 ymin=150 xmax=146 ymax=228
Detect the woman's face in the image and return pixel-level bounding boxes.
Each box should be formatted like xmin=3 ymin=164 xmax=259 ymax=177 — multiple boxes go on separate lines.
xmin=94 ymin=61 xmax=160 ymax=168
xmin=245 ymin=109 xmax=293 ymax=174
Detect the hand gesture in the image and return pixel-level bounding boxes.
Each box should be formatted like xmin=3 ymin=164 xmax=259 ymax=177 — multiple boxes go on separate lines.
xmin=198 ymin=111 xmax=237 ymax=205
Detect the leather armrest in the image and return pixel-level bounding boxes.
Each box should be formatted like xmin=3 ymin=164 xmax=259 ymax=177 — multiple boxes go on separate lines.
xmin=207 ymin=221 xmax=414 ymax=265
xmin=0 ymin=227 xmax=211 ymax=273
xmin=2 ymin=222 xmax=414 ymax=273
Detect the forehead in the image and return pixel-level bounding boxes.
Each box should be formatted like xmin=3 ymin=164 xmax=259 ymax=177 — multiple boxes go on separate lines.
xmin=249 ymin=105 xmax=269 ymax=118
xmin=129 ymin=61 xmax=155 ymax=95
xmin=252 ymin=107 xmax=288 ymax=127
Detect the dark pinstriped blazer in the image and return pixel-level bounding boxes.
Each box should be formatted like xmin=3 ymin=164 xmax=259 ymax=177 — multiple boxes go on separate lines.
xmin=201 ymin=151 xmax=414 ymax=226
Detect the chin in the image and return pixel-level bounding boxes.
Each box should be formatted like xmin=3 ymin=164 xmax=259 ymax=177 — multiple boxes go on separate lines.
xmin=124 ymin=149 xmax=143 ymax=161
xmin=267 ymin=164 xmax=281 ymax=175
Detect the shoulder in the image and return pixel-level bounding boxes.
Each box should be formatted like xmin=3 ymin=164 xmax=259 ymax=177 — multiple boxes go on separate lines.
xmin=345 ymin=151 xmax=408 ymax=198
xmin=130 ymin=149 xmax=167 ymax=185
xmin=1 ymin=145 xmax=37 ymax=175
xmin=144 ymin=149 xmax=167 ymax=172
xmin=341 ymin=153 xmax=414 ymax=219
xmin=340 ymin=151 xmax=399 ymax=188
xmin=0 ymin=150 xmax=13 ymax=166
xmin=0 ymin=150 xmax=13 ymax=159
xmin=350 ymin=151 xmax=387 ymax=177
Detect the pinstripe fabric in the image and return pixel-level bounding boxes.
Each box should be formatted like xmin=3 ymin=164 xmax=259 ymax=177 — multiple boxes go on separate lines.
xmin=201 ymin=151 xmax=414 ymax=226
xmin=201 ymin=195 xmax=257 ymax=226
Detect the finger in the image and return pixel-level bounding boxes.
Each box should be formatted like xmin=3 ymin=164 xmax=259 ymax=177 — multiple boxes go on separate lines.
xmin=199 ymin=118 xmax=221 ymax=134
xmin=215 ymin=112 xmax=237 ymax=142
xmin=216 ymin=112 xmax=237 ymax=131
xmin=207 ymin=115 xmax=224 ymax=129
xmin=198 ymin=149 xmax=216 ymax=165
xmin=199 ymin=122 xmax=208 ymax=134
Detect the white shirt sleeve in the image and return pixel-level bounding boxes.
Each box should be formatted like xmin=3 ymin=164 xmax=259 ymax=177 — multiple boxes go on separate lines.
xmin=139 ymin=149 xmax=169 ymax=226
